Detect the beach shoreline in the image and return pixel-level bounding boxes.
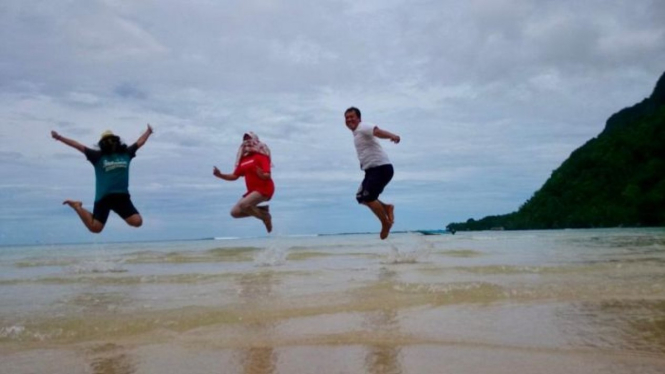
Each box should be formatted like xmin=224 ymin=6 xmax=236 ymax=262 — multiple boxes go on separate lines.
xmin=2 ymin=229 xmax=665 ymax=373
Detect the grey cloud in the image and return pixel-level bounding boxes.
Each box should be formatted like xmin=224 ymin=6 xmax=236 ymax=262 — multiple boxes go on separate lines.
xmin=114 ymin=83 xmax=148 ymax=100
xmin=0 ymin=151 xmax=23 ymax=162
xmin=51 ymin=152 xmax=84 ymax=161
xmin=1 ymin=0 xmax=664 ymax=244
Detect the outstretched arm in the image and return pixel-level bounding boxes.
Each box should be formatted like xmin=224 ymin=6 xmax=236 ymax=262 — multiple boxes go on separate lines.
xmin=134 ymin=124 xmax=154 ymax=149
xmin=51 ymin=131 xmax=86 ymax=153
xmin=373 ymin=127 xmax=400 ymax=144
xmin=213 ymin=166 xmax=240 ymax=181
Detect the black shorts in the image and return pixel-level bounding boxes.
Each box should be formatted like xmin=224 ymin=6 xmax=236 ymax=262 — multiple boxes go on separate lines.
xmin=356 ymin=164 xmax=394 ymax=203
xmin=93 ymin=193 xmax=139 ymax=224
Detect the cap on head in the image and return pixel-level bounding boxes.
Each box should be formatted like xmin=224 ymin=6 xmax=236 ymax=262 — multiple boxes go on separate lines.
xmin=100 ymin=130 xmax=115 ymax=140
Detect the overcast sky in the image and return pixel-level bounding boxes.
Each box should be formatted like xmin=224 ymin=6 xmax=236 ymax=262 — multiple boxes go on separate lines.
xmin=1 ymin=0 xmax=664 ymax=245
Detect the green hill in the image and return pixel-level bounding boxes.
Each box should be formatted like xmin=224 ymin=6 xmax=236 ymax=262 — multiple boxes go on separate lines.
xmin=448 ymin=71 xmax=665 ymax=231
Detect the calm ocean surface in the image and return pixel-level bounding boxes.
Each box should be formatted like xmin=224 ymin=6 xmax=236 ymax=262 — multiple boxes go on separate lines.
xmin=1 ymin=228 xmax=665 ymax=374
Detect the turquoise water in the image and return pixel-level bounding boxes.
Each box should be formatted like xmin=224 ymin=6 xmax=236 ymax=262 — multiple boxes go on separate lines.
xmin=1 ymin=229 xmax=665 ymax=373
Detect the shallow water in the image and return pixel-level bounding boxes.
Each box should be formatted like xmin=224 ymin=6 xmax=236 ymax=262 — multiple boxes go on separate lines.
xmin=1 ymin=229 xmax=665 ymax=373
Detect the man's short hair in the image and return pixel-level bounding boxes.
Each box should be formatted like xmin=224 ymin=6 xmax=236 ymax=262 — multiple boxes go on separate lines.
xmin=345 ymin=107 xmax=361 ymax=120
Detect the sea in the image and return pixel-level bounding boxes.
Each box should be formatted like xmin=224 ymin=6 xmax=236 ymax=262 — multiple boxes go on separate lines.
xmin=1 ymin=228 xmax=664 ymax=374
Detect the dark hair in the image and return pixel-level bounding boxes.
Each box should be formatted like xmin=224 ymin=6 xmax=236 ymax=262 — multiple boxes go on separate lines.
xmin=98 ymin=136 xmax=128 ymax=155
xmin=345 ymin=107 xmax=361 ymax=120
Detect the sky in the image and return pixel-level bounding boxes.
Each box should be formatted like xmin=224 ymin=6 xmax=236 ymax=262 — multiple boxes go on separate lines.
xmin=1 ymin=0 xmax=664 ymax=245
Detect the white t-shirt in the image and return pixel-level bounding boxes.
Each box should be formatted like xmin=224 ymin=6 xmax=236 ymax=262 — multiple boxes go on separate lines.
xmin=353 ymin=122 xmax=390 ymax=170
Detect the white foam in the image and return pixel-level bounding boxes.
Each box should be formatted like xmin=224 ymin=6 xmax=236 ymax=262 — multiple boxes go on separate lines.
xmin=253 ymin=242 xmax=288 ymax=267
xmin=0 ymin=325 xmax=25 ymax=339
xmin=67 ymin=259 xmax=127 ymax=274
xmin=384 ymin=236 xmax=433 ymax=264
xmin=0 ymin=325 xmax=64 ymax=341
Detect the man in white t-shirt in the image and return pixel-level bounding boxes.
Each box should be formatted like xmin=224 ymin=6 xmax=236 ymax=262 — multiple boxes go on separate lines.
xmin=344 ymin=107 xmax=401 ymax=239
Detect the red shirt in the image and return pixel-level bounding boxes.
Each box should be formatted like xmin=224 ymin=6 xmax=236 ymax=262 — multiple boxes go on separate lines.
xmin=233 ymin=153 xmax=275 ymax=199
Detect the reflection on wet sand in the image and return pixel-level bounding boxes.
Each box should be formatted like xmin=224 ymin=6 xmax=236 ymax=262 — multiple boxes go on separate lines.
xmin=237 ymin=272 xmax=278 ymax=374
xmin=560 ymin=299 xmax=665 ymax=354
xmin=364 ymin=268 xmax=403 ymax=374
xmin=87 ymin=343 xmax=136 ymax=374
xmin=76 ymin=283 xmax=137 ymax=374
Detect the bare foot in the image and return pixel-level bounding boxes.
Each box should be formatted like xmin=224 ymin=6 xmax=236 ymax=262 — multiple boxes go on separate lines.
xmin=257 ymin=205 xmax=270 ymax=213
xmin=63 ymin=200 xmax=82 ymax=209
xmin=380 ymin=220 xmax=393 ymax=240
xmin=261 ymin=213 xmax=273 ymax=233
xmin=385 ymin=204 xmax=394 ymax=224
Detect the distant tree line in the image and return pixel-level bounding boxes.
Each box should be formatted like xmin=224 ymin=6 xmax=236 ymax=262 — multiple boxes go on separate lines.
xmin=448 ymin=71 xmax=665 ymax=231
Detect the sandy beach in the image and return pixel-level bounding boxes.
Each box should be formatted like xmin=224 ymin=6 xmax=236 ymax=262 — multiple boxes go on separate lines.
xmin=2 ymin=229 xmax=665 ymax=373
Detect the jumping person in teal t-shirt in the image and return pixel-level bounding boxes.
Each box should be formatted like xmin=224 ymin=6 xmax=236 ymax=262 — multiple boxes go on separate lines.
xmin=51 ymin=125 xmax=153 ymax=233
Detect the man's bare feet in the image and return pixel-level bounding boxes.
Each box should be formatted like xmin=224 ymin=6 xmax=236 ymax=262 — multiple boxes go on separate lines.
xmin=63 ymin=200 xmax=82 ymax=209
xmin=380 ymin=220 xmax=393 ymax=240
xmin=261 ymin=213 xmax=273 ymax=233
xmin=385 ymin=204 xmax=394 ymax=224
xmin=257 ymin=205 xmax=270 ymax=213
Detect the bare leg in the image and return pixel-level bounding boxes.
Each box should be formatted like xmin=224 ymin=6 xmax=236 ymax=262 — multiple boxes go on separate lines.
xmin=124 ymin=214 xmax=143 ymax=227
xmin=230 ymin=192 xmax=272 ymax=233
xmin=63 ymin=200 xmax=104 ymax=233
xmin=263 ymin=212 xmax=273 ymax=233
xmin=230 ymin=193 xmax=267 ymax=219
xmin=383 ymin=202 xmax=394 ymax=224
xmin=365 ymin=200 xmax=392 ymax=240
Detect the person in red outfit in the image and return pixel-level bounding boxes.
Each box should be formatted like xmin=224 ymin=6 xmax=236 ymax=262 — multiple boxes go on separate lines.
xmin=213 ymin=132 xmax=274 ymax=233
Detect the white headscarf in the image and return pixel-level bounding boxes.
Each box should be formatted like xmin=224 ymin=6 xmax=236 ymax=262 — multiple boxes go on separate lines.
xmin=235 ymin=132 xmax=271 ymax=167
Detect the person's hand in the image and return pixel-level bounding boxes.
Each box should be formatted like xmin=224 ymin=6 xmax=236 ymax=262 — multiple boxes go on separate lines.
xmin=391 ymin=135 xmax=400 ymax=144
xmin=256 ymin=166 xmax=270 ymax=180
xmin=146 ymin=124 xmax=153 ymax=134
xmin=51 ymin=131 xmax=61 ymax=141
xmin=213 ymin=166 xmax=222 ymax=177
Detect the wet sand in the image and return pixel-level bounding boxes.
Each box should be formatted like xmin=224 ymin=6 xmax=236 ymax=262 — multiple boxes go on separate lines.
xmin=1 ymin=230 xmax=665 ymax=373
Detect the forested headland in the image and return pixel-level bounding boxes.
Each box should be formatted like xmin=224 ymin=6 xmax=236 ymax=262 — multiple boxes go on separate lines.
xmin=447 ymin=71 xmax=665 ymax=232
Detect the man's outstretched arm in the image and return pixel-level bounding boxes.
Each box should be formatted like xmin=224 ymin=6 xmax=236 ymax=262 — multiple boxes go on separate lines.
xmin=373 ymin=127 xmax=400 ymax=143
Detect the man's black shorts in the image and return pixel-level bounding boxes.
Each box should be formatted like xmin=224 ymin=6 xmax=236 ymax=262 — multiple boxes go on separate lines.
xmin=93 ymin=193 xmax=139 ymax=224
xmin=356 ymin=164 xmax=394 ymax=204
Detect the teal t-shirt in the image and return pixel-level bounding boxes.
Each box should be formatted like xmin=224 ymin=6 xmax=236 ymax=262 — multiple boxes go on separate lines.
xmin=85 ymin=144 xmax=138 ymax=201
